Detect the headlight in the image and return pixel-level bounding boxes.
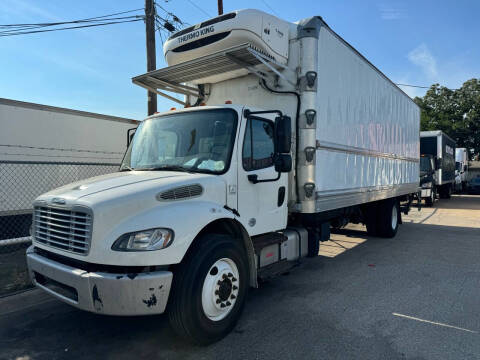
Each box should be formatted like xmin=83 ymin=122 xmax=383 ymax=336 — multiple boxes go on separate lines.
xmin=421 ymin=182 xmax=432 ymax=189
xmin=112 ymin=228 xmax=174 ymax=251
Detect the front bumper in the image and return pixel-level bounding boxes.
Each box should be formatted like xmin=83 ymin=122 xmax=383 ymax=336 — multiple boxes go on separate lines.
xmin=26 ymin=246 xmax=173 ymax=316
xmin=421 ymin=188 xmax=432 ymax=198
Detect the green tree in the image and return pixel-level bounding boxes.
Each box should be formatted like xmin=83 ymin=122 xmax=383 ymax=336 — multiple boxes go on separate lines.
xmin=414 ymin=79 xmax=480 ymax=156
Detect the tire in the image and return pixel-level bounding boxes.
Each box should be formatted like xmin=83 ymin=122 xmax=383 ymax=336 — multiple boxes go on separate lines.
xmin=376 ymin=199 xmax=400 ymax=238
xmin=168 ymin=234 xmax=249 ymax=345
xmin=365 ymin=204 xmax=379 ymax=236
xmin=307 ymin=227 xmax=320 ymax=257
xmin=425 ymin=189 xmax=434 ymax=207
xmin=445 ymin=185 xmax=452 ymax=199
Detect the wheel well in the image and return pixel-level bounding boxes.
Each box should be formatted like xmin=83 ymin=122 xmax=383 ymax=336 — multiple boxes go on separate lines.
xmin=184 ymin=218 xmax=258 ymax=288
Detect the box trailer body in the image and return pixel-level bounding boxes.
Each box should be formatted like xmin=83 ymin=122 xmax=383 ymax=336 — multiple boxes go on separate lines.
xmin=27 ymin=9 xmax=420 ymax=344
xmin=420 ymin=131 xmax=455 ymax=199
xmin=0 ymin=98 xmax=137 ymax=240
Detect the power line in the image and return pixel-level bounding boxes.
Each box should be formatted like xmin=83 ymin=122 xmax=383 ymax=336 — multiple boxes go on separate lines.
xmin=185 ymin=0 xmax=213 ymax=18
xmin=396 ymin=83 xmax=430 ymax=89
xmin=0 ymin=19 xmax=143 ymax=37
xmin=260 ymin=0 xmax=279 ymax=17
xmin=0 ymin=8 xmax=145 ymax=37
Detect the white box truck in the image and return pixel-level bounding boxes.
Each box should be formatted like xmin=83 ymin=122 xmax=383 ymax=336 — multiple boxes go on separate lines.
xmin=26 ymin=9 xmax=420 ymax=344
xmin=420 ymin=131 xmax=456 ymax=202
xmin=0 ymin=98 xmax=138 ymax=241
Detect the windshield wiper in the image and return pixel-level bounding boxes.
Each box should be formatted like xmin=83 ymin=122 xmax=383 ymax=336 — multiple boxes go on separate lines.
xmin=137 ymin=165 xmax=193 ymax=173
xmin=119 ymin=166 xmax=134 ymax=172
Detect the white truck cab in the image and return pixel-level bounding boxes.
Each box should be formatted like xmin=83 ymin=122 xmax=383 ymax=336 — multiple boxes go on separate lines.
xmin=27 ymin=9 xmax=420 ymax=344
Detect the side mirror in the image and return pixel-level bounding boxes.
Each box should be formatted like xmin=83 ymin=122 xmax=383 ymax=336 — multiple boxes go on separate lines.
xmin=274 ymin=116 xmax=291 ymax=154
xmin=127 ymin=128 xmax=137 ymax=147
xmin=464 ymin=165 xmax=468 ymax=172
xmin=275 ymin=154 xmax=292 ymax=173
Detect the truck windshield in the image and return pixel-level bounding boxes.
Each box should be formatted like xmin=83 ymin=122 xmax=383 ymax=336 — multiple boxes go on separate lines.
xmin=420 ymin=157 xmax=432 ymax=172
xmin=121 ymin=109 xmax=238 ymax=174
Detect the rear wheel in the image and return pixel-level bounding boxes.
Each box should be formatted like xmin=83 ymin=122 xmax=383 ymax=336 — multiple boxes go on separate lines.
xmin=168 ymin=234 xmax=249 ymax=345
xmin=376 ymin=199 xmax=400 ymax=238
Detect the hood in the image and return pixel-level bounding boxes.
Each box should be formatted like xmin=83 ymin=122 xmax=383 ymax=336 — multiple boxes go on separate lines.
xmin=39 ymin=171 xmax=199 ymax=203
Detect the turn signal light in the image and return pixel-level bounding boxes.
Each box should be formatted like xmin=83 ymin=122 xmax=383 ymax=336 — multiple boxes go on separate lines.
xmin=225 ymin=100 xmax=232 ymax=104
xmin=170 ymin=107 xmax=176 ymax=111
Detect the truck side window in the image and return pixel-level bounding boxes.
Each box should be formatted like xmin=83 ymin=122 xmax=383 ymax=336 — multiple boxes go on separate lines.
xmin=242 ymin=118 xmax=275 ymax=171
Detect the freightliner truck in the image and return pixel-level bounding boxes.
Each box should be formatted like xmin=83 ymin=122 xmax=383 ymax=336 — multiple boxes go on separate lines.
xmin=26 ymin=9 xmax=420 ymax=344
xmin=420 ymin=131 xmax=456 ymax=202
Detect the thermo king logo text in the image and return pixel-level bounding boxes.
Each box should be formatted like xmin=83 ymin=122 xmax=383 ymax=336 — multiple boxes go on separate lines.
xmin=178 ymin=26 xmax=215 ymax=43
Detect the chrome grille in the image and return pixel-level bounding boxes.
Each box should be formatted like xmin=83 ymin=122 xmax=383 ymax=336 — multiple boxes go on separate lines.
xmin=33 ymin=206 xmax=92 ymax=255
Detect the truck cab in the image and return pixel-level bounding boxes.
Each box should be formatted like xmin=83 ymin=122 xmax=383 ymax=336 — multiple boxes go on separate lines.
xmin=420 ymin=154 xmax=436 ymax=206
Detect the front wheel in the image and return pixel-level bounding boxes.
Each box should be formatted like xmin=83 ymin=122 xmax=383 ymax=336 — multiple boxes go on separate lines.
xmin=168 ymin=234 xmax=249 ymax=345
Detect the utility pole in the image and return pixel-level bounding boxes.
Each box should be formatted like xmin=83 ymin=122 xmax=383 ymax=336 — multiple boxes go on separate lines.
xmin=217 ymin=0 xmax=223 ymax=15
xmin=145 ymin=0 xmax=157 ymax=115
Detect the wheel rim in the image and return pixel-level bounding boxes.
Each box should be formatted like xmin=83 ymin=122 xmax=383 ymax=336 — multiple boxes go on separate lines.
xmin=201 ymin=258 xmax=240 ymax=321
xmin=391 ymin=204 xmax=398 ymax=230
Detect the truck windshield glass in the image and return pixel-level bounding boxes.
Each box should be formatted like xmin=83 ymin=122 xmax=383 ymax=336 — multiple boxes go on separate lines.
xmin=121 ymin=109 xmax=237 ymax=174
xmin=420 ymin=157 xmax=432 ymax=172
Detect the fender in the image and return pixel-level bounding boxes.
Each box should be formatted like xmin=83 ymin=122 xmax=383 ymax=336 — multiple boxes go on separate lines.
xmin=190 ymin=217 xmax=258 ymax=288
xmin=81 ymin=200 xmax=239 ymax=266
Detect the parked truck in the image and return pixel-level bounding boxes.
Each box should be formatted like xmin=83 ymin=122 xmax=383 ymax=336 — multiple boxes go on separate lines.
xmin=455 ymin=147 xmax=469 ymax=192
xmin=420 ymin=131 xmax=456 ymax=201
xmin=26 ymin=9 xmax=420 ymax=344
xmin=0 ymin=98 xmax=138 ymax=241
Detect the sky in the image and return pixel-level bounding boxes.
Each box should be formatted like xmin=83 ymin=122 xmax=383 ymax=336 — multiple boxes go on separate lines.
xmin=0 ymin=0 xmax=479 ymax=120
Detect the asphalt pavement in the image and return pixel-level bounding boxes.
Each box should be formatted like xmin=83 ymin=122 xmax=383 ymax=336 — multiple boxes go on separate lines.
xmin=1 ymin=195 xmax=479 ymax=360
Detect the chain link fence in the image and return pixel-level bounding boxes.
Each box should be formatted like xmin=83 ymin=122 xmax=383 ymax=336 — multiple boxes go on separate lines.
xmin=0 ymin=160 xmax=119 ymax=296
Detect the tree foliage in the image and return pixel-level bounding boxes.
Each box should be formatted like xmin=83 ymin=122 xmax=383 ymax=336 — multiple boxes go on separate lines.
xmin=414 ymin=79 xmax=480 ymax=156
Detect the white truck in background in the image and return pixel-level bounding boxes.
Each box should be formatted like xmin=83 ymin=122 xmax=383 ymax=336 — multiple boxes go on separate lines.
xmin=0 ymin=98 xmax=138 ymax=241
xmin=27 ymin=9 xmax=420 ymax=344
xmin=455 ymin=147 xmax=469 ymax=192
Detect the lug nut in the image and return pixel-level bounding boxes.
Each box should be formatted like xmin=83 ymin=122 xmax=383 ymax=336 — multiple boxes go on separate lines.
xmin=217 ymin=280 xmax=222 ymax=285
xmin=216 ymin=299 xmax=221 ymax=304
xmin=232 ymin=277 xmax=237 ymax=282
xmin=233 ymin=285 xmax=238 ymax=290
xmin=222 ymin=274 xmax=227 ymax=279
xmin=215 ymin=290 xmax=219 ymax=295
xmin=228 ymin=273 xmax=233 ymax=277
xmin=220 ymin=303 xmax=226 ymax=308
xmin=230 ymin=294 xmax=236 ymax=299
xmin=226 ymin=301 xmax=231 ymax=306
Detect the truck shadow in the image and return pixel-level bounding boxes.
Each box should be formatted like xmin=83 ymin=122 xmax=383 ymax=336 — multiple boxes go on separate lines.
xmin=2 ymin=222 xmax=480 ymax=360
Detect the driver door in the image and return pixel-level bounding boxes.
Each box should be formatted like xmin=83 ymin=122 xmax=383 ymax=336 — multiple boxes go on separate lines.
xmin=237 ymin=111 xmax=288 ymax=236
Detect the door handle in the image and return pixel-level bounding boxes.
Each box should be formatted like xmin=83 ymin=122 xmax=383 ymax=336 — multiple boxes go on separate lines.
xmin=247 ymin=173 xmax=281 ymax=184
xmin=248 ymin=174 xmax=259 ymax=184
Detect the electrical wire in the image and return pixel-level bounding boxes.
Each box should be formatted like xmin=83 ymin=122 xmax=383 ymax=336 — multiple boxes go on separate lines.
xmin=0 ymin=8 xmax=145 ymax=37
xmin=396 ymin=83 xmax=430 ymax=89
xmin=0 ymin=19 xmax=143 ymax=37
xmin=185 ymin=0 xmax=213 ymax=18
xmin=260 ymin=0 xmax=280 ymax=17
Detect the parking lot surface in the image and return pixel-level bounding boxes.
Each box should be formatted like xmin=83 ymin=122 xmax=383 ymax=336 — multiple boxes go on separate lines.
xmin=1 ymin=195 xmax=479 ymax=360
